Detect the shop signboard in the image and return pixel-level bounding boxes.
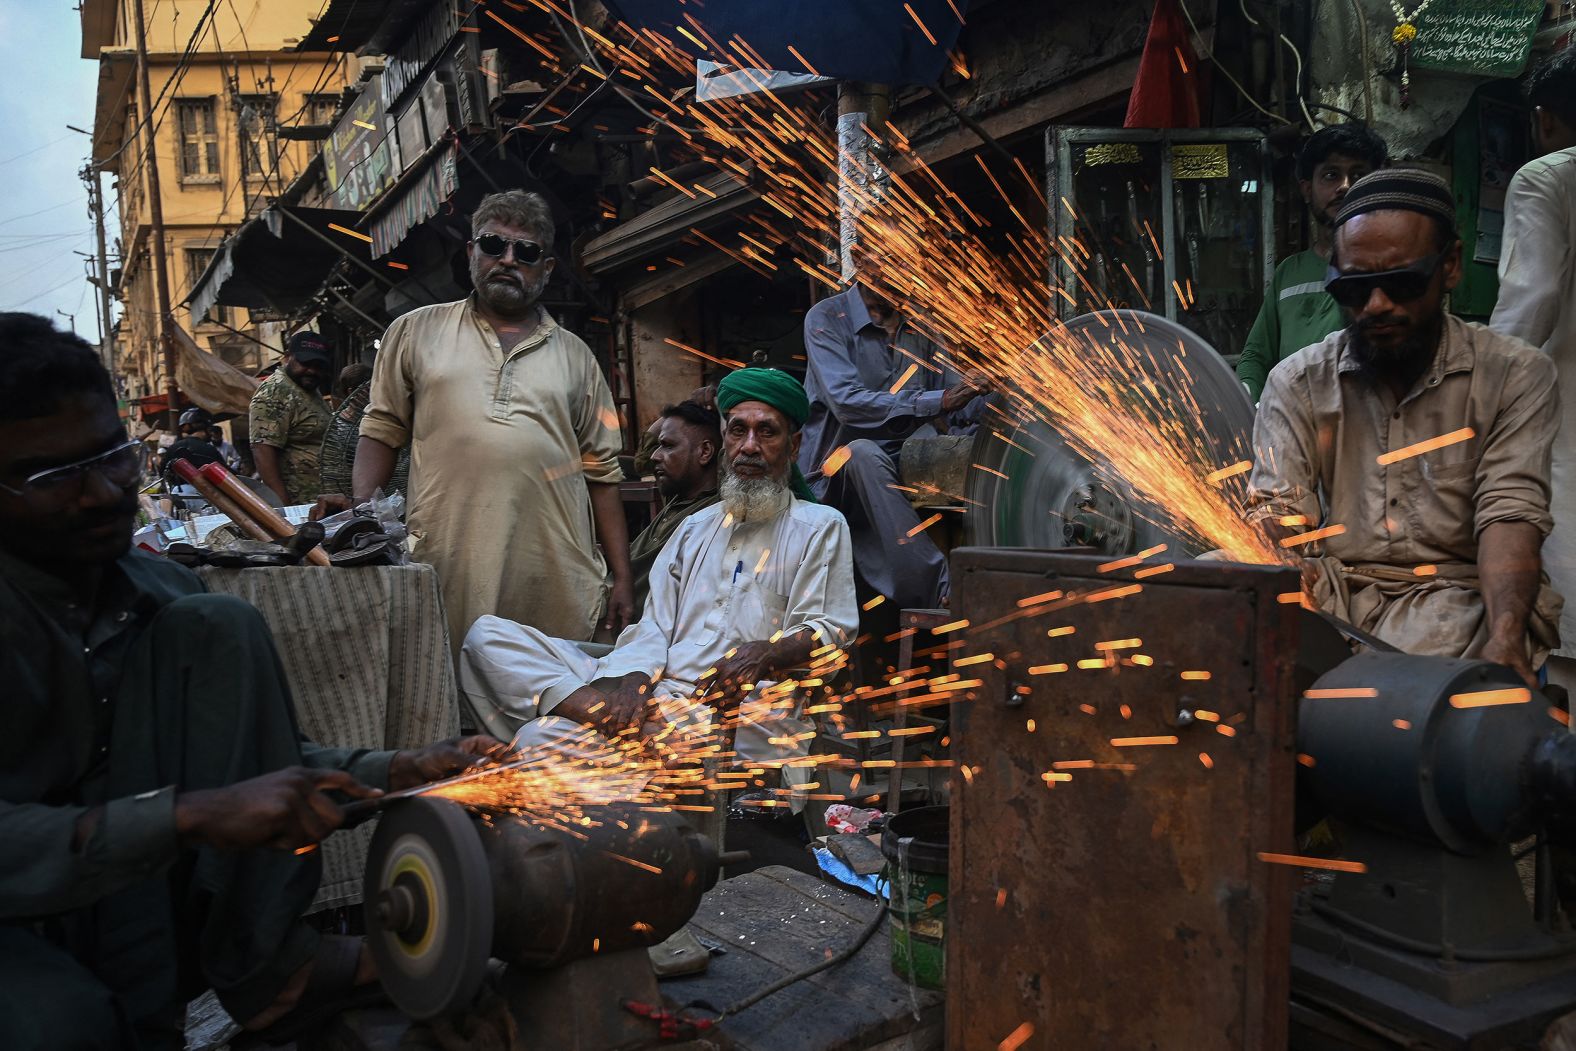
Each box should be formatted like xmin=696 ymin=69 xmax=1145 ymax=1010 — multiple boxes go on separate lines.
xmin=323 ymin=76 xmax=397 ymax=211
xmin=382 ymin=2 xmax=459 ymax=111
xmin=395 ymin=99 xmax=428 ymax=173
xmin=1411 ymin=0 xmax=1544 ymax=77
xmin=449 ymin=34 xmax=490 ymax=131
xmin=419 ymin=71 xmax=451 ymax=143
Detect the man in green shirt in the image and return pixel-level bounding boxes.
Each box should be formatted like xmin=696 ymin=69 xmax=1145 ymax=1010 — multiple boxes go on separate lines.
xmin=629 ymin=400 xmax=722 ymax=616
xmin=0 ymin=314 xmax=490 ymax=1048
xmin=1237 ymin=123 xmax=1389 ymax=401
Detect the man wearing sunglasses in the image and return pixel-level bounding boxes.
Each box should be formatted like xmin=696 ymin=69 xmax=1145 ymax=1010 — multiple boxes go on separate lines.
xmin=1492 ymin=46 xmax=1576 ymax=697
xmin=1246 ymin=169 xmax=1562 ymax=687
xmin=348 ymin=189 xmax=634 ymax=658
xmin=0 ymin=314 xmax=494 ymax=1047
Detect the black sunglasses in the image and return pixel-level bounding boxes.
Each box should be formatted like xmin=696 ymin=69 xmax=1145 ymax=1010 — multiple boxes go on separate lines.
xmin=473 ymin=234 xmax=545 ymax=265
xmin=1324 ymin=251 xmax=1443 ymax=310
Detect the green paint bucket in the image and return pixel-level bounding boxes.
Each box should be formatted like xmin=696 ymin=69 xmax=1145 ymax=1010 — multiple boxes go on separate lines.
xmin=882 ymin=805 xmax=949 ymax=989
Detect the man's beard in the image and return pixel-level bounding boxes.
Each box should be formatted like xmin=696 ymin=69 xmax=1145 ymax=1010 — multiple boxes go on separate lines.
xmin=1347 ymin=311 xmax=1443 ymax=390
xmin=471 ymin=258 xmax=547 ymax=317
xmin=286 ymin=363 xmax=322 ymax=393
xmin=720 ymin=462 xmax=790 ymax=522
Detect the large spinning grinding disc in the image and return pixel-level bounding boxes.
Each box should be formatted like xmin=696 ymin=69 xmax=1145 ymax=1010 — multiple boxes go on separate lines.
xmin=364 ymin=797 xmax=493 ymax=1020
xmin=968 ymin=310 xmax=1255 ymax=556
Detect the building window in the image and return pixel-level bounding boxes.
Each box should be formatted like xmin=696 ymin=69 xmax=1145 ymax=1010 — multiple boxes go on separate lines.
xmin=305 ymin=93 xmax=340 ymax=128
xmin=238 ymin=95 xmax=278 ymax=181
xmin=303 ymin=94 xmax=341 ymax=157
xmin=176 ymin=98 xmax=221 ymax=182
xmin=185 ymin=246 xmax=228 ymax=326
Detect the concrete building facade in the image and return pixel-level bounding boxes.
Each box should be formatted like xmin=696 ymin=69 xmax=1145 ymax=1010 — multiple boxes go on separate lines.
xmin=81 ymin=0 xmax=351 ymax=403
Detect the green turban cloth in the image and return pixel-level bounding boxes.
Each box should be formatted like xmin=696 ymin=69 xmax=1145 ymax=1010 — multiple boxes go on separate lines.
xmin=716 ymin=367 xmax=816 ymax=502
xmin=716 ymin=367 xmax=810 ymax=426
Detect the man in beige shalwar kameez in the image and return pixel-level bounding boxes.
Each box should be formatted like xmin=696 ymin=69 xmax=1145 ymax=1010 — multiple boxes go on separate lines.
xmin=349 ymin=191 xmax=635 ymax=653
xmin=1247 ymin=169 xmax=1562 ymax=686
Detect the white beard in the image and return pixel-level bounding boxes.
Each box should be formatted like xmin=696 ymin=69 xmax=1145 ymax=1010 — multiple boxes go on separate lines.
xmin=720 ymin=472 xmax=791 ymax=522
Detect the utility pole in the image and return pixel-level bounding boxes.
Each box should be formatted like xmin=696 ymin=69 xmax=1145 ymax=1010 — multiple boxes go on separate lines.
xmin=836 ymin=82 xmax=891 ymax=283
xmin=78 ymin=254 xmax=104 ymax=347
xmin=131 ymin=0 xmax=179 ymax=419
xmin=81 ymin=164 xmax=117 ymax=376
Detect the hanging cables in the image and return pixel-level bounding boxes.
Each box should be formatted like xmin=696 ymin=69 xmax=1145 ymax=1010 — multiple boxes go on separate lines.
xmin=1174 ymin=0 xmax=1293 ymax=126
xmin=1237 ymin=0 xmax=1317 ymax=130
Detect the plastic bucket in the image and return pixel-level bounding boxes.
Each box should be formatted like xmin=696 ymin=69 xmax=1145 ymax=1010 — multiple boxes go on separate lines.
xmin=881 ymin=805 xmax=949 ymax=989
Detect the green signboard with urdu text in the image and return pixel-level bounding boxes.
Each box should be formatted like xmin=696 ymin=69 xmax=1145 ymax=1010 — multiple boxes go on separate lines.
xmin=1411 ymin=0 xmax=1545 ymax=78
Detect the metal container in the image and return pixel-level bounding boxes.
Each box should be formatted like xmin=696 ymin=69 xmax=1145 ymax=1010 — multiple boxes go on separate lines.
xmin=882 ymin=805 xmax=950 ymax=989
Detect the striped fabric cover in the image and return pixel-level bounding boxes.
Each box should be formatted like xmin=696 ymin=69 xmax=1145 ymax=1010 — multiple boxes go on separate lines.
xmin=197 ymin=563 xmax=460 ymax=909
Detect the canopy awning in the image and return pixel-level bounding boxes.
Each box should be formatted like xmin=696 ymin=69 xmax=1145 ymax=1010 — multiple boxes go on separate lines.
xmin=172 ymin=326 xmax=261 ymax=417
xmin=130 ymin=390 xmax=196 ymax=428
xmin=606 ymin=0 xmax=968 ymax=85
xmin=185 ymin=205 xmax=371 ymax=323
xmin=580 ymin=170 xmax=759 ymax=274
xmin=294 ymin=0 xmax=432 ymax=52
xmin=369 ymin=142 xmax=460 ymax=258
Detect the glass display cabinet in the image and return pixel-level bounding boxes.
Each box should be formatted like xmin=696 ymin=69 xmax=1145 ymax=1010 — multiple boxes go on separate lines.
xmin=1047 ymin=127 xmax=1275 ymax=362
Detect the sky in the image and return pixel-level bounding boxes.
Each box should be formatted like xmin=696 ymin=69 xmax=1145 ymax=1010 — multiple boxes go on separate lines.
xmin=0 ymin=4 xmax=113 ymax=343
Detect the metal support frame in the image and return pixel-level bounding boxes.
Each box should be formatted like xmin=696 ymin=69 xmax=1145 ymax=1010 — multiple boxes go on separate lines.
xmin=886 ymin=607 xmax=952 ymax=813
xmin=1047 ymin=125 xmax=1275 ymax=327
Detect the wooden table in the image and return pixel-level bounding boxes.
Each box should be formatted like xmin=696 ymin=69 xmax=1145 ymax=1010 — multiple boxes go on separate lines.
xmin=664 ymin=866 xmax=943 ymax=1051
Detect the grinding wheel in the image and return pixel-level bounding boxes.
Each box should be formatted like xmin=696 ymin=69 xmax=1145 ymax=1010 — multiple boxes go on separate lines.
xmin=364 ymin=797 xmax=493 ymax=1020
xmin=967 ymin=309 xmax=1255 ymax=556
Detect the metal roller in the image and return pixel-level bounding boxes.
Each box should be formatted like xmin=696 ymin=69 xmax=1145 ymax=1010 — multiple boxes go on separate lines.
xmin=967 ymin=309 xmax=1255 ymax=556
xmin=1297 ymin=652 xmax=1553 ymax=852
xmin=364 ymin=796 xmax=725 ymax=1020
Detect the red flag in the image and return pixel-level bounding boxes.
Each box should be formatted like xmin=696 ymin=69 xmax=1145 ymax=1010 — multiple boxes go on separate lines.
xmin=1123 ymin=0 xmax=1201 ymax=128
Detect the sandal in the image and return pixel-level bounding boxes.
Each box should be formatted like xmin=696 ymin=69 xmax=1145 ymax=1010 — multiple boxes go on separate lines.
xmin=324 ymin=514 xmax=381 ymax=553
xmin=255 ymin=933 xmax=387 ymax=1045
xmin=329 ymin=531 xmax=398 ymax=567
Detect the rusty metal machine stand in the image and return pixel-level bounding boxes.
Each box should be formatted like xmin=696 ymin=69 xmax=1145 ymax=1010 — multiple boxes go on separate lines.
xmin=947 ymin=549 xmax=1299 ymax=1049
xmin=947 ymin=548 xmax=1576 ymax=1050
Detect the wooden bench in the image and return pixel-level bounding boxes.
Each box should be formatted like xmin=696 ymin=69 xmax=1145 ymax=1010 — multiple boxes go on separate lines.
xmin=663 ymin=866 xmax=943 ymax=1051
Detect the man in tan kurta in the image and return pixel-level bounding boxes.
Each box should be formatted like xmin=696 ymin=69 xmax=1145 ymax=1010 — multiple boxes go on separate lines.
xmin=353 ymin=191 xmax=632 ymax=653
xmin=1248 ymin=169 xmax=1562 ymax=685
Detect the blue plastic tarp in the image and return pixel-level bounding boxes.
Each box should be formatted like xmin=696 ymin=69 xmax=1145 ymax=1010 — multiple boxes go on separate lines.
xmin=606 ymin=0 xmax=968 ymax=86
xmin=814 ymin=846 xmax=891 ymax=899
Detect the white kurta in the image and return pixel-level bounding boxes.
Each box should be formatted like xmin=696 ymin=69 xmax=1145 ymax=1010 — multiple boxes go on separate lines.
xmin=1493 ymin=146 xmax=1576 ymax=660
xmin=458 ymin=497 xmax=858 ymax=765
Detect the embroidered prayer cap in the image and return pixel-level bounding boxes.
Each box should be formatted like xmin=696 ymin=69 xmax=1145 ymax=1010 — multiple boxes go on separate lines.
xmin=1333 ymin=167 xmax=1457 ymax=238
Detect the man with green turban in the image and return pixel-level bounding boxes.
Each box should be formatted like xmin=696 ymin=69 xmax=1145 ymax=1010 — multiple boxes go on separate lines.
xmin=460 ymin=367 xmax=857 ymax=787
xmin=715 ymin=367 xmax=817 ymax=502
